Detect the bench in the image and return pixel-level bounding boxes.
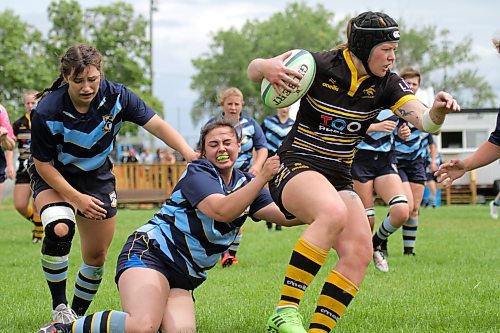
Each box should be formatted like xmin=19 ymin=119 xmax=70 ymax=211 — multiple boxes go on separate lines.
xmin=113 ymin=163 xmax=186 ymax=207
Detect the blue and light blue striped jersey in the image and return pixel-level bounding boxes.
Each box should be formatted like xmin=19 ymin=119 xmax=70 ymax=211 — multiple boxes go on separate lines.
xmin=395 ymin=122 xmax=427 ymax=161
xmin=136 ymin=159 xmax=273 ymax=279
xmin=206 ymin=114 xmax=267 ymax=172
xmin=356 ymin=109 xmax=401 ymax=153
xmin=421 ymin=133 xmax=439 ymax=163
xmin=31 ymin=80 xmax=156 ymax=174
xmin=261 ymin=115 xmax=294 ymax=155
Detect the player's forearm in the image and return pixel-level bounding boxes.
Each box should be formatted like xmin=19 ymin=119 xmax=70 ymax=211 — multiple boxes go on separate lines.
xmin=462 ymin=141 xmax=500 ymax=171
xmin=211 ymin=175 xmax=269 ymax=222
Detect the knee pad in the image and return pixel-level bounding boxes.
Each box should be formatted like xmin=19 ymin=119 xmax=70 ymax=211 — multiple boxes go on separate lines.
xmin=388 ymin=195 xmax=408 ymax=207
xmin=40 ymin=202 xmax=76 ymax=257
xmin=365 ymin=207 xmax=375 ymax=218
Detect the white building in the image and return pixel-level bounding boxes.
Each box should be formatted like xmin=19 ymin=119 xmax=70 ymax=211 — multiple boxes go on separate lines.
xmin=436 ymin=109 xmax=499 ymax=188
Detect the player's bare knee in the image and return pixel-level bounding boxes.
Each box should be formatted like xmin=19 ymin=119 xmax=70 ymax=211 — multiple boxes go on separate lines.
xmin=40 ymin=202 xmax=76 ymax=257
xmin=85 ymin=250 xmax=108 ymax=266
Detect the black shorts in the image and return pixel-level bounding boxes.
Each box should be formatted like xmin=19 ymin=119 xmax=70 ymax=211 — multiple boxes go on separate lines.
xmin=351 ymin=150 xmax=398 ymax=183
xmin=15 ymin=166 xmax=30 ymax=184
xmin=116 ymin=232 xmax=204 ymax=291
xmin=269 ymin=152 xmax=353 ymax=219
xmin=397 ymin=158 xmax=426 ymax=185
xmin=28 ymin=162 xmax=117 ymax=219
xmin=0 ymin=154 xmax=5 ymax=183
xmin=426 ymin=172 xmax=437 ymax=182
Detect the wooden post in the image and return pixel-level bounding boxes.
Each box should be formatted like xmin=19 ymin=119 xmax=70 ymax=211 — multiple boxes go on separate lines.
xmin=469 ymin=169 xmax=477 ymax=204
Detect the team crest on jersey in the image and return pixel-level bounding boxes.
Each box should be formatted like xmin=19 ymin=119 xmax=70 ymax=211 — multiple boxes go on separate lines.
xmin=102 ymin=115 xmax=113 ymax=132
xmin=109 ymin=190 xmax=117 ymax=208
xmin=362 ymin=86 xmax=376 ymax=98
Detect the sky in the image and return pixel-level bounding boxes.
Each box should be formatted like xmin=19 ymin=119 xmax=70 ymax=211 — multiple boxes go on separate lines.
xmin=2 ymin=0 xmax=499 ymax=147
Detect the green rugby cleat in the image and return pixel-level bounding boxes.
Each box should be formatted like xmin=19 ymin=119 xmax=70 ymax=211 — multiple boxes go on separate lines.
xmin=266 ymin=307 xmax=307 ymax=333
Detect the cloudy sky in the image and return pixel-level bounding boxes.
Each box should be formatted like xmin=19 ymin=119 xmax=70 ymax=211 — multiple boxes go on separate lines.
xmin=2 ymin=0 xmax=499 ymax=145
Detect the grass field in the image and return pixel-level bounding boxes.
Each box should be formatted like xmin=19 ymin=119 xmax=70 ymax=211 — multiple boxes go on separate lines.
xmin=0 ymin=203 xmax=498 ymax=332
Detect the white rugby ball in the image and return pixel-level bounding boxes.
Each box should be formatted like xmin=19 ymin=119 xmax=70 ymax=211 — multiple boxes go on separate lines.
xmin=261 ymin=49 xmax=316 ymax=108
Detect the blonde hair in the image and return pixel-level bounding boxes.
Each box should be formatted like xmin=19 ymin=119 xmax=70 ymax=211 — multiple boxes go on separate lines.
xmin=217 ymin=87 xmax=244 ymax=106
xmin=23 ymin=90 xmax=39 ymax=100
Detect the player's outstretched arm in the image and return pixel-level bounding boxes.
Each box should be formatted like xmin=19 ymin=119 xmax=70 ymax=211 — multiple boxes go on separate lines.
xmin=435 ymin=141 xmax=500 ymax=187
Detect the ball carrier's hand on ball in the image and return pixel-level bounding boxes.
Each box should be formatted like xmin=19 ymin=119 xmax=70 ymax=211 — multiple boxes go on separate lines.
xmin=248 ymin=49 xmax=316 ymax=108
xmin=261 ymin=51 xmax=304 ymax=94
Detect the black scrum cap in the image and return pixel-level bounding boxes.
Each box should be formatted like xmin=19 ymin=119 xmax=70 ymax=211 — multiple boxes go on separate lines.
xmin=348 ymin=11 xmax=400 ymax=76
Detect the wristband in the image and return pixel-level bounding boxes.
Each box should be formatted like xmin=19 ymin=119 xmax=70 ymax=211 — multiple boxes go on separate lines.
xmin=422 ymin=109 xmax=442 ymax=133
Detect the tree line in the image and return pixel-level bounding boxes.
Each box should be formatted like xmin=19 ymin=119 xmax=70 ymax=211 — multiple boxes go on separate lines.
xmin=1 ymin=0 xmax=496 ymax=131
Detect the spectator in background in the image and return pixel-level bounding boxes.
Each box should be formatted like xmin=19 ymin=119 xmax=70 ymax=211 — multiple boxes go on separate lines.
xmin=261 ymin=106 xmax=295 ymax=231
xmin=140 ymin=148 xmax=155 ymax=164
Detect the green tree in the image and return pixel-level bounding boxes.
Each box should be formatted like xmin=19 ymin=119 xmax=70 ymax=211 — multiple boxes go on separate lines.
xmin=84 ymin=1 xmax=161 ymax=133
xmin=47 ymin=0 xmax=86 ymax=61
xmin=191 ymin=1 xmax=344 ymax=124
xmin=191 ymin=2 xmax=496 ymax=124
xmin=396 ymin=24 xmax=496 ymax=108
xmin=42 ymin=0 xmax=162 ymax=134
xmin=0 ymin=9 xmax=53 ymax=120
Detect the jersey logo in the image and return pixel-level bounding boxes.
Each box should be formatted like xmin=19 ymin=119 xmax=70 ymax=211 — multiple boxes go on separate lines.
xmin=362 ymin=86 xmax=376 ymax=97
xmin=102 ymin=115 xmax=113 ymax=132
xmin=322 ymin=78 xmax=339 ymax=92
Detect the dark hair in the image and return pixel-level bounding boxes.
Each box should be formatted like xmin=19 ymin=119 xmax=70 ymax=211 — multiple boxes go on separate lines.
xmin=399 ymin=66 xmax=421 ymax=85
xmin=198 ymin=117 xmax=241 ymax=157
xmin=36 ymin=44 xmax=103 ymax=99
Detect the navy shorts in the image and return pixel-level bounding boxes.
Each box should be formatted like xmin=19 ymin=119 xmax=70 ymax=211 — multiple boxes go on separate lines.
xmin=28 ymin=162 xmax=117 ymax=219
xmin=0 ymin=152 xmax=6 ymax=183
xmin=116 ymin=231 xmax=204 ymax=291
xmin=397 ymin=158 xmax=426 ymax=185
xmin=269 ymin=152 xmax=353 ymax=219
xmin=351 ymin=150 xmax=398 ymax=183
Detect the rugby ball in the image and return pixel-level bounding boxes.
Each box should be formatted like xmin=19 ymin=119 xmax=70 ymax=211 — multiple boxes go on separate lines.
xmin=261 ymin=49 xmax=316 ymax=108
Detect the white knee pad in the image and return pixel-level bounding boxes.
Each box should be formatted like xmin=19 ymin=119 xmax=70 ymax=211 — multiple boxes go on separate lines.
xmin=388 ymin=195 xmax=408 ymax=208
xmin=41 ymin=202 xmax=76 ymax=228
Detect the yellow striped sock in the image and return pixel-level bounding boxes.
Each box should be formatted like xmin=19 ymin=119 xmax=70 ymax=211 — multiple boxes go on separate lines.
xmin=278 ymin=238 xmax=328 ymax=308
xmin=26 ymin=205 xmax=34 ymax=222
xmin=308 ymin=270 xmax=358 ymax=332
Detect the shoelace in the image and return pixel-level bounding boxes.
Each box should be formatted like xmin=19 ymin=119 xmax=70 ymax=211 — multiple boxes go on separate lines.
xmin=279 ymin=310 xmax=303 ymax=325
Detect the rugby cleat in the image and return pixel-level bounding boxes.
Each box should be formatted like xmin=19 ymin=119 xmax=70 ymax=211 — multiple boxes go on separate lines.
xmin=373 ymin=250 xmax=389 ymax=272
xmin=221 ymin=252 xmax=235 ymax=268
xmin=490 ymin=201 xmax=498 ymax=219
xmin=266 ymin=307 xmax=307 ymax=333
xmin=52 ymin=303 xmax=78 ymax=324
xmin=38 ymin=322 xmax=64 ymax=333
